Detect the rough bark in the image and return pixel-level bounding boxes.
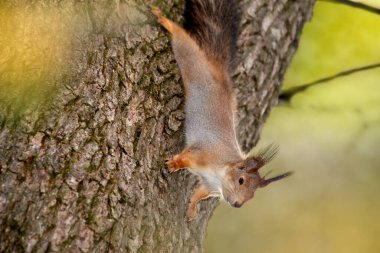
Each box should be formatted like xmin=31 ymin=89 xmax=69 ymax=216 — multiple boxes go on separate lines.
xmin=0 ymin=0 xmax=315 ymax=252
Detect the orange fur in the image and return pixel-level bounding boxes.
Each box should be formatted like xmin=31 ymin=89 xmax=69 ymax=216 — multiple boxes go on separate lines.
xmin=187 ymin=186 xmax=212 ymax=220
xmin=152 ymin=5 xmax=291 ymax=221
xmin=151 ymin=6 xmax=174 ymax=34
xmin=166 ymin=148 xmax=217 ymax=172
xmin=152 ymin=6 xmax=210 ymax=91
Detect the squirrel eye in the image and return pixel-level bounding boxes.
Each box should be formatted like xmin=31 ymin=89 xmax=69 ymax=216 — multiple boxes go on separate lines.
xmin=238 ymin=166 xmax=245 ymax=171
xmin=238 ymin=177 xmax=244 ymax=185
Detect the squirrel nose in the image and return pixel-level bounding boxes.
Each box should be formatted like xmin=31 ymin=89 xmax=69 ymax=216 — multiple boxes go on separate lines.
xmin=233 ymin=201 xmax=242 ymax=208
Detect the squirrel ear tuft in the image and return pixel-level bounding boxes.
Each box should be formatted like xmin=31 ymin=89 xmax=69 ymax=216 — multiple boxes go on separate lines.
xmin=246 ymin=143 xmax=279 ymax=174
xmin=257 ymin=143 xmax=279 ymax=163
xmin=259 ymin=171 xmax=293 ymax=188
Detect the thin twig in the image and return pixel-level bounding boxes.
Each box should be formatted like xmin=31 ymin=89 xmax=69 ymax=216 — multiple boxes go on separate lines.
xmin=319 ymin=0 xmax=380 ymax=15
xmin=279 ymin=62 xmax=380 ymax=102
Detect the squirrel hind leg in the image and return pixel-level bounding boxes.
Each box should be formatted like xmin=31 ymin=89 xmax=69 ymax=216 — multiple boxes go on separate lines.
xmin=151 ymin=6 xmax=174 ymax=34
xmin=187 ymin=186 xmax=211 ymax=221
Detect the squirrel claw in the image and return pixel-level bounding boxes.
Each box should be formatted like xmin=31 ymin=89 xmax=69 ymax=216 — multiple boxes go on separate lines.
xmin=150 ymin=5 xmax=174 ymax=34
xmin=165 ymin=157 xmax=180 ymax=173
xmin=150 ymin=5 xmax=162 ymax=17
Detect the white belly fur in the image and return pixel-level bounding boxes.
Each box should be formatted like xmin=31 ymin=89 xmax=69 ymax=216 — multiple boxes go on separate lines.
xmin=189 ymin=167 xmax=226 ymax=195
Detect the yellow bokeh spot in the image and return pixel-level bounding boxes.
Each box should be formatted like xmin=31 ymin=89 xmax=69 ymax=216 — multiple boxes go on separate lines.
xmin=0 ymin=3 xmax=76 ymax=111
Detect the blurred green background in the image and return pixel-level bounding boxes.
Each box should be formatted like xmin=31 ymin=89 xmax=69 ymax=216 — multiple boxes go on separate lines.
xmin=205 ymin=1 xmax=380 ymax=253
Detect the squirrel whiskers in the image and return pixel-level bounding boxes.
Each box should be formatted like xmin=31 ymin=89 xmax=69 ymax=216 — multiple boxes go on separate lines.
xmin=152 ymin=0 xmax=291 ymax=221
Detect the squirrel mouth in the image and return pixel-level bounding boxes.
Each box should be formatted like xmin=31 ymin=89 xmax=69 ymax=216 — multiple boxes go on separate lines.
xmin=222 ymin=195 xmax=238 ymax=207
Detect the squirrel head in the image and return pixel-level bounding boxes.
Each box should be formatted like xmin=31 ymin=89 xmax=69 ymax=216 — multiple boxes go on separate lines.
xmin=221 ymin=144 xmax=292 ymax=208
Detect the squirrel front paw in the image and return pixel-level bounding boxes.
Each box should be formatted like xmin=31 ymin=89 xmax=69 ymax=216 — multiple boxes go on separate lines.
xmin=165 ymin=156 xmax=182 ymax=173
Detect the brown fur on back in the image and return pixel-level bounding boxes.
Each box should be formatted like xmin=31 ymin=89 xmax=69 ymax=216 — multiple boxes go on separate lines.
xmin=183 ymin=0 xmax=240 ymax=73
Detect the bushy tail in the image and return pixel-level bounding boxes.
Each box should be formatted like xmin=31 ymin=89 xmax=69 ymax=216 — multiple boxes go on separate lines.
xmin=183 ymin=0 xmax=240 ymax=73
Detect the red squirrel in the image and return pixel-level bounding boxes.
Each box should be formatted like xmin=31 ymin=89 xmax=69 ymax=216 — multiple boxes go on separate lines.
xmin=152 ymin=1 xmax=292 ymax=221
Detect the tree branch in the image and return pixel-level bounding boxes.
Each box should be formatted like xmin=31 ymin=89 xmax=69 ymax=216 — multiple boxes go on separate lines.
xmin=319 ymin=0 xmax=380 ymax=15
xmin=279 ymin=62 xmax=380 ymax=102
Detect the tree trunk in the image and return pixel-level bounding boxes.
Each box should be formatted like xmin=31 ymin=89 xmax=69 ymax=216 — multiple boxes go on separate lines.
xmin=0 ymin=0 xmax=315 ymax=252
